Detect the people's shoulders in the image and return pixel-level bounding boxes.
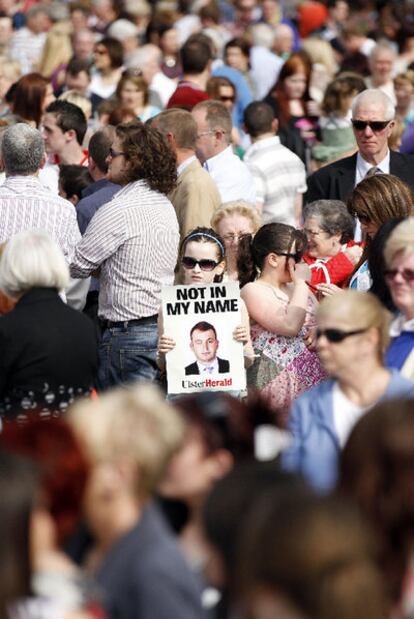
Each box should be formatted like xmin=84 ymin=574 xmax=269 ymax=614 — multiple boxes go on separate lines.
xmin=77 ymin=182 xmax=121 ymax=212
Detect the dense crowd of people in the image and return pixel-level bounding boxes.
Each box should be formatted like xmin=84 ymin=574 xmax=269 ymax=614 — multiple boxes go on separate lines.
xmin=3 ymin=0 xmax=414 ymax=617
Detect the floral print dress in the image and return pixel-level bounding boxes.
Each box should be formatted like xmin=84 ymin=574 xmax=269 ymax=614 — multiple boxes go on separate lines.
xmin=247 ymin=291 xmax=326 ymax=427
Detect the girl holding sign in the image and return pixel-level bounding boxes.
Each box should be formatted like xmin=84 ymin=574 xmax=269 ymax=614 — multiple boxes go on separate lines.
xmin=157 ymin=228 xmax=254 ymax=373
xmin=238 ymin=223 xmax=325 ymax=427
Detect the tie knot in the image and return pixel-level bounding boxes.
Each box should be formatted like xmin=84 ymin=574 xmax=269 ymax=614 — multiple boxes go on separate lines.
xmin=365 ymin=166 xmax=380 ymax=178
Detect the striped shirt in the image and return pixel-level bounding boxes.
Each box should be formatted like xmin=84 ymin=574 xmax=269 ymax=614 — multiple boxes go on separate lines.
xmin=0 ymin=175 xmax=81 ymax=260
xmin=70 ymin=180 xmax=180 ymax=321
xmin=244 ymin=136 xmax=307 ymax=226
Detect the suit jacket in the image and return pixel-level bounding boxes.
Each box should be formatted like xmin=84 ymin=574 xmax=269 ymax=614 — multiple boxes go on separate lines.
xmin=185 ymin=357 xmax=230 ymax=375
xmin=305 ymin=150 xmax=414 ymax=205
xmin=281 ymin=370 xmax=414 ymax=492
xmin=169 ymin=159 xmax=221 ymax=237
xmin=96 ymin=502 xmax=204 ymax=619
xmin=0 ymin=287 xmax=98 ymax=417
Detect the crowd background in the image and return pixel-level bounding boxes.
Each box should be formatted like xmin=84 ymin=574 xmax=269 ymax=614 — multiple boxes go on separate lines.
xmin=3 ymin=0 xmax=414 ymax=619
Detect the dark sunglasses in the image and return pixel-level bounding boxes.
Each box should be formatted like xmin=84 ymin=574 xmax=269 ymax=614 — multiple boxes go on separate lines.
xmin=316 ymin=328 xmax=367 ymax=343
xmin=220 ymin=95 xmax=235 ymax=103
xmin=108 ymin=147 xmax=125 ymax=158
xmin=278 ymin=251 xmax=301 ymax=263
xmin=351 ymin=119 xmax=391 ymax=132
xmin=384 ymin=268 xmax=414 ymax=283
xmin=181 ymin=256 xmax=220 ymax=271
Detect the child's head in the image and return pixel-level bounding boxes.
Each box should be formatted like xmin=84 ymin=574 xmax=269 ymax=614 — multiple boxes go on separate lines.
xmin=177 ymin=227 xmax=226 ymax=285
xmin=321 ymin=73 xmax=366 ymax=117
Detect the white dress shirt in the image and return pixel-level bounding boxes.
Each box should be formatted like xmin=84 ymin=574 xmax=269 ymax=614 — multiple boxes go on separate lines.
xmin=204 ymin=145 xmax=256 ymax=204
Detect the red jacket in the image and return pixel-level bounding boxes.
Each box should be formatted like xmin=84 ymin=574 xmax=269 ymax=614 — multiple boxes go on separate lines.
xmin=303 ymin=241 xmax=364 ymax=287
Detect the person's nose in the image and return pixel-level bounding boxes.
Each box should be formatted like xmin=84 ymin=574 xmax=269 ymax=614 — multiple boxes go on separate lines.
xmin=363 ymin=124 xmax=374 ymax=137
xmin=203 ymin=340 xmax=209 ymax=351
xmin=193 ymin=261 xmax=201 ymax=272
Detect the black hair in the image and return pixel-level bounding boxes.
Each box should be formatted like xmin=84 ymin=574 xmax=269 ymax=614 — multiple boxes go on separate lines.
xmin=180 ymin=38 xmax=211 ymax=74
xmin=45 ymin=100 xmax=87 ymax=145
xmin=368 ymin=218 xmax=404 ymax=312
xmin=59 ymin=164 xmax=93 ymax=202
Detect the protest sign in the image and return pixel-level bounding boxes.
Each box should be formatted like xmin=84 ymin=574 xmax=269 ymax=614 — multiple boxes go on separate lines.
xmin=161 ymin=282 xmax=246 ymax=394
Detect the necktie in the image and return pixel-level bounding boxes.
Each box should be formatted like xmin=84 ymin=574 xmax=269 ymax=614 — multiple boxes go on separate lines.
xmin=365 ymin=166 xmax=380 ymax=177
xmin=203 ymin=366 xmax=214 ymax=374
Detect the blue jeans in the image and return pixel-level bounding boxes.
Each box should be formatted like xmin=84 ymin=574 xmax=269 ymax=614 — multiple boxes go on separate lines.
xmin=97 ymin=320 xmax=159 ymax=391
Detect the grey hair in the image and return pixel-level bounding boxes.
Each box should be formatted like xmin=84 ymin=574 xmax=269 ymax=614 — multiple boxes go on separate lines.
xmin=369 ymin=42 xmax=397 ymax=62
xmin=351 ymin=88 xmax=395 ymax=120
xmin=1 ymin=123 xmax=45 ymax=175
xmin=0 ymin=229 xmax=69 ymax=298
xmin=304 ymin=199 xmax=355 ymax=243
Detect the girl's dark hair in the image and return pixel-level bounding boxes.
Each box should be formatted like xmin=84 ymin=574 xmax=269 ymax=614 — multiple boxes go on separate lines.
xmin=176 ymin=226 xmax=226 ymax=282
xmin=0 ymin=450 xmax=38 ymax=617
xmin=237 ymin=223 xmax=307 ymax=288
xmin=368 ymin=218 xmax=403 ymax=312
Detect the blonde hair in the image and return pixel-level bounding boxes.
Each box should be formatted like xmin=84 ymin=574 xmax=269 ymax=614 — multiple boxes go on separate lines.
xmin=317 ymin=290 xmax=391 ymax=357
xmin=59 ymin=90 xmax=92 ymax=120
xmin=69 ymin=384 xmax=184 ymax=500
xmin=211 ymin=200 xmax=261 ymax=232
xmin=384 ymin=217 xmax=414 ymax=267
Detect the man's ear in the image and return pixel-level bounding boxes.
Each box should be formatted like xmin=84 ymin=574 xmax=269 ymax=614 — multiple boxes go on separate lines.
xmin=271 ymin=118 xmax=279 ymax=134
xmin=65 ymin=128 xmax=77 ymax=142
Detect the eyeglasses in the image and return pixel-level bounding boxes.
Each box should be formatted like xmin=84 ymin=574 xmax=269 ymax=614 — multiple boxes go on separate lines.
xmin=181 ymin=256 xmax=220 ymax=271
xmin=304 ymin=228 xmax=324 ymax=237
xmin=219 ymin=95 xmax=235 ymax=103
xmin=196 ymin=129 xmax=227 ymax=139
xmin=278 ymin=251 xmax=301 ymax=263
xmin=351 ymin=119 xmax=392 ymax=132
xmin=223 ymin=232 xmax=250 ymax=243
xmin=384 ymin=268 xmax=414 ymax=283
xmin=108 ymin=147 xmax=125 ymax=158
xmin=316 ymin=328 xmax=367 ymax=343
xmin=94 ymin=47 xmax=109 ymax=55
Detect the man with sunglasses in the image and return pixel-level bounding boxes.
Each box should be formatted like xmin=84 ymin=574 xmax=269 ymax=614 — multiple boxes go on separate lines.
xmin=305 ymin=89 xmax=414 ymax=210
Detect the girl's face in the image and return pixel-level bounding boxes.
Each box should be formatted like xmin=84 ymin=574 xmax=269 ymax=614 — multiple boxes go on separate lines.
xmin=120 ymin=80 xmax=144 ymax=110
xmin=181 ymin=240 xmax=225 ymax=285
xmin=283 ymin=70 xmax=307 ymax=100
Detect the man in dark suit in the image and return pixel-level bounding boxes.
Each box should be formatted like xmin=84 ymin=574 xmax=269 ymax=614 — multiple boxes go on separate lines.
xmin=185 ymin=321 xmax=230 ymax=375
xmin=306 ymin=89 xmax=414 ymax=206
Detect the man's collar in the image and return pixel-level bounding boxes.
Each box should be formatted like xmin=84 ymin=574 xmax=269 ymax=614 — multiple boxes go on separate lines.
xmin=177 ymin=154 xmax=197 ymax=176
xmin=204 ymin=145 xmax=233 ymax=171
xmin=356 ymin=149 xmax=390 ymax=175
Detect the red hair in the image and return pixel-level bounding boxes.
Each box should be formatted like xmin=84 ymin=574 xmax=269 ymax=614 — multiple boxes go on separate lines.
xmin=0 ymin=417 xmax=90 ymax=546
xmin=11 ymin=73 xmax=50 ymax=127
xmin=270 ymin=51 xmax=313 ymax=127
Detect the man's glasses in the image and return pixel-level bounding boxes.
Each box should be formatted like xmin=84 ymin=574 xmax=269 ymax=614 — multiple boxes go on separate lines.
xmin=181 ymin=257 xmax=220 ymax=271
xmin=108 ymin=147 xmax=125 ymax=158
xmin=384 ymin=268 xmax=414 ymax=283
xmin=351 ymin=119 xmax=392 ymax=132
xmin=316 ymin=328 xmax=367 ymax=343
xmin=219 ymin=95 xmax=235 ymax=103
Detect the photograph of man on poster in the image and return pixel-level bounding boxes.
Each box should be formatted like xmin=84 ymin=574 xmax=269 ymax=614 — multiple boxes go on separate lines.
xmin=185 ymin=321 xmax=230 ymax=375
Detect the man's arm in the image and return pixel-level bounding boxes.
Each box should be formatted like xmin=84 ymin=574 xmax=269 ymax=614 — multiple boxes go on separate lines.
xmin=70 ymin=203 xmax=125 ymax=279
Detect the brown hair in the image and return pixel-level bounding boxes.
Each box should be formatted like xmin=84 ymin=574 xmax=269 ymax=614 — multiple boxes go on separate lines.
xmin=116 ymin=70 xmax=149 ymax=106
xmin=11 ymin=73 xmax=49 ymax=127
xmin=155 ymin=108 xmax=198 ymax=150
xmin=268 ymin=51 xmax=313 ymax=127
xmin=193 ymin=99 xmax=233 ymax=140
xmin=347 ymin=174 xmax=414 ymax=271
xmin=116 ymin=121 xmax=177 ymax=194
xmin=339 ymin=399 xmax=414 ymax=604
